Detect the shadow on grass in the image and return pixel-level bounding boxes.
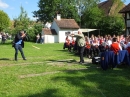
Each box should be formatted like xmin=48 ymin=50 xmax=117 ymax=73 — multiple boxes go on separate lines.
xmin=47 ymin=59 xmax=77 ymax=63
xmin=18 ymin=64 xmax=130 ymax=97
xmin=0 ymin=58 xmax=10 ymax=60
xmin=52 ymin=67 xmax=130 ymax=97
xmin=20 ymin=89 xmax=64 ymax=97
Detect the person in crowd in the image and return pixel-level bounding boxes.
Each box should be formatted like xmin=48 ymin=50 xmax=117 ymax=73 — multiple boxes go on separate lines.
xmin=70 ymin=37 xmax=75 ymax=52
xmin=70 ymin=30 xmax=85 ymax=64
xmin=122 ymin=35 xmax=130 ymax=53
xmin=85 ymin=36 xmax=91 ymax=58
xmin=107 ymin=35 xmax=112 ymax=46
xmin=99 ymin=36 xmax=106 ymax=52
xmin=1 ymin=33 xmax=7 ymax=44
xmin=13 ymin=30 xmax=26 ymax=61
xmin=110 ymin=37 xmax=122 ymax=54
xmin=40 ymin=34 xmax=44 ymax=44
xmin=99 ymin=36 xmax=104 ymax=45
xmin=91 ymin=36 xmax=100 ymax=57
xmin=63 ymin=35 xmax=71 ymax=51
xmin=36 ymin=34 xmax=40 ymax=43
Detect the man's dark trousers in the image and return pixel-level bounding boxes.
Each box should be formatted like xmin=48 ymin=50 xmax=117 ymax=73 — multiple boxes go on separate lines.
xmin=78 ymin=46 xmax=85 ymax=63
xmin=14 ymin=44 xmax=25 ymax=60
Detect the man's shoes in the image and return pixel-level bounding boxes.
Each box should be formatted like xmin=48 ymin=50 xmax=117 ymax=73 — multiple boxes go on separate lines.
xmin=23 ymin=58 xmax=26 ymax=60
xmin=78 ymin=61 xmax=84 ymax=64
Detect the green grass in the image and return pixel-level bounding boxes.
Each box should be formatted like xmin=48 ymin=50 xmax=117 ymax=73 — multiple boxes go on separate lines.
xmin=0 ymin=41 xmax=130 ymax=97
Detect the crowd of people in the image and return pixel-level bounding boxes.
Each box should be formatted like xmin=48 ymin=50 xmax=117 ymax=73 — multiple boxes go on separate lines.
xmin=63 ymin=30 xmax=130 ymax=64
xmin=0 ymin=32 xmax=12 ymax=44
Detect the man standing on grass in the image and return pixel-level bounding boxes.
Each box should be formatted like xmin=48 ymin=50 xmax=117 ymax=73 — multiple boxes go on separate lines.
xmin=70 ymin=30 xmax=85 ymax=64
xmin=13 ymin=30 xmax=26 ymax=61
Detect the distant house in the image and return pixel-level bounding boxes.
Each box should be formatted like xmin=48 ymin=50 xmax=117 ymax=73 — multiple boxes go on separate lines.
xmin=98 ymin=0 xmax=125 ymax=16
xmin=42 ymin=14 xmax=80 ymax=43
xmin=119 ymin=3 xmax=130 ymax=35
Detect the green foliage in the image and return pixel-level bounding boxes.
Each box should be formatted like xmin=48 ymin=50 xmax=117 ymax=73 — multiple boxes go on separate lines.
xmin=13 ymin=6 xmax=30 ymax=33
xmin=82 ymin=6 xmax=103 ymax=28
xmin=99 ymin=16 xmax=125 ymax=35
xmin=12 ymin=6 xmax=43 ymax=42
xmin=27 ymin=23 xmax=43 ymax=42
xmin=0 ymin=10 xmax=10 ymax=32
xmin=33 ymin=0 xmax=80 ymax=23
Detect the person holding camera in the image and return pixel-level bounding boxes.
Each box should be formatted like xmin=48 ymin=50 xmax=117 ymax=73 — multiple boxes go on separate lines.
xmin=13 ymin=30 xmax=26 ymax=61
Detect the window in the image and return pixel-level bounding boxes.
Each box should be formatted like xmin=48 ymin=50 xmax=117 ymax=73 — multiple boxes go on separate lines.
xmin=65 ymin=31 xmax=70 ymax=36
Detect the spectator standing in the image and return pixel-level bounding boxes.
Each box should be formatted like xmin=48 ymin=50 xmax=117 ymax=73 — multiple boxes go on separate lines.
xmin=71 ymin=30 xmax=86 ymax=64
xmin=40 ymin=34 xmax=44 ymax=44
xmin=36 ymin=34 xmax=40 ymax=43
xmin=1 ymin=33 xmax=6 ymax=44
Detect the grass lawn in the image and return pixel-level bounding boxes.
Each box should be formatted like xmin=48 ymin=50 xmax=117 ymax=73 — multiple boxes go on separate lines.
xmin=0 ymin=41 xmax=130 ymax=97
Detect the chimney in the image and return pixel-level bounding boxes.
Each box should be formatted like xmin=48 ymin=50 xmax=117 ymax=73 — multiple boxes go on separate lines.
xmin=57 ymin=14 xmax=61 ymax=20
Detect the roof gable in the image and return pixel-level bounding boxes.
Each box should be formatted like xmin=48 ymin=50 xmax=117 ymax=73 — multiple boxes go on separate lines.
xmin=98 ymin=0 xmax=113 ymax=15
xmin=98 ymin=0 xmax=125 ymax=16
xmin=54 ymin=18 xmax=80 ymax=29
xmin=119 ymin=3 xmax=130 ymax=13
xmin=42 ymin=28 xmax=57 ymax=35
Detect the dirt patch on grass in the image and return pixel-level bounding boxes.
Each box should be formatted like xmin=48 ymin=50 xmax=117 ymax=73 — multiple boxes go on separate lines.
xmin=19 ymin=68 xmax=89 ymax=79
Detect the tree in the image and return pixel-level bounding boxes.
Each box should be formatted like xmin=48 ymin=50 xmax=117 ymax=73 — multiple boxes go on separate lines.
xmin=0 ymin=10 xmax=10 ymax=32
xmin=99 ymin=16 xmax=125 ymax=35
xmin=13 ymin=6 xmax=30 ymax=33
xmin=12 ymin=6 xmax=43 ymax=42
xmin=33 ymin=0 xmax=80 ymax=23
xmin=82 ymin=6 xmax=103 ymax=28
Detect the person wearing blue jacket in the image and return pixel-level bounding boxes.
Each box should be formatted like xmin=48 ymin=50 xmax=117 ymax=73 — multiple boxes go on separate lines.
xmin=13 ymin=30 xmax=26 ymax=61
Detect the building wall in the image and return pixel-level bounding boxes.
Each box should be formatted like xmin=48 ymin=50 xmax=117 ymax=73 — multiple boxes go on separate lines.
xmin=51 ymin=20 xmax=78 ymax=43
xmin=44 ymin=35 xmax=58 ymax=43
xmin=126 ymin=12 xmax=130 ymax=35
xmin=51 ymin=21 xmax=59 ymax=34
xmin=58 ymin=29 xmax=78 ymax=43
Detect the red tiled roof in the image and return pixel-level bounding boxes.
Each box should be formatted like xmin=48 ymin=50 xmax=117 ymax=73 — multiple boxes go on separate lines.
xmin=98 ymin=0 xmax=125 ymax=16
xmin=42 ymin=28 xmax=57 ymax=35
xmin=98 ymin=0 xmax=113 ymax=15
xmin=54 ymin=18 xmax=80 ymax=29
xmin=119 ymin=3 xmax=130 ymax=13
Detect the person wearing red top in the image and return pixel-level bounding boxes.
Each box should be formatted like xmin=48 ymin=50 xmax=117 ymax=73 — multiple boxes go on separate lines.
xmin=69 ymin=37 xmax=75 ymax=52
xmin=71 ymin=37 xmax=75 ymax=47
xmin=63 ymin=36 xmax=71 ymax=51
xmin=110 ymin=37 xmax=122 ymax=54
xmin=85 ymin=36 xmax=91 ymax=58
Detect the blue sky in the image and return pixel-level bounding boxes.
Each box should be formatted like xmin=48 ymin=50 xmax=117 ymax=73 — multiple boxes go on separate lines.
xmin=0 ymin=0 xmax=129 ymax=20
xmin=0 ymin=0 xmax=39 ymax=20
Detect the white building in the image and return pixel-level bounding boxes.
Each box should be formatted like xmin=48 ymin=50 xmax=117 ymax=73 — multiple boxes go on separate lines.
xmin=42 ymin=14 xmax=80 ymax=43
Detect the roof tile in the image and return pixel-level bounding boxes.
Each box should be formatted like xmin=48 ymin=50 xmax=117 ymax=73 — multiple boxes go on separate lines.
xmin=42 ymin=28 xmax=57 ymax=35
xmin=54 ymin=18 xmax=80 ymax=29
xmin=119 ymin=3 xmax=130 ymax=13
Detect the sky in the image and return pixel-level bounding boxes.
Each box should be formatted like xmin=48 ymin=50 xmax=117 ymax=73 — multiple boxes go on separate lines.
xmin=0 ymin=0 xmax=129 ymax=20
xmin=0 ymin=0 xmax=39 ymax=20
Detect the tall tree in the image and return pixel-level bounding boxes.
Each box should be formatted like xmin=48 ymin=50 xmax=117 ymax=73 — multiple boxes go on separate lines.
xmin=0 ymin=10 xmax=10 ymax=32
xmin=82 ymin=6 xmax=103 ymax=28
xmin=13 ymin=6 xmax=30 ymax=33
xmin=33 ymin=0 xmax=80 ymax=23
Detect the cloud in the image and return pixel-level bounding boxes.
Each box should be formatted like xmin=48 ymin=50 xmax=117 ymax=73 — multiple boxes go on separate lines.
xmin=0 ymin=0 xmax=9 ymax=8
xmin=25 ymin=1 xmax=28 ymax=4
